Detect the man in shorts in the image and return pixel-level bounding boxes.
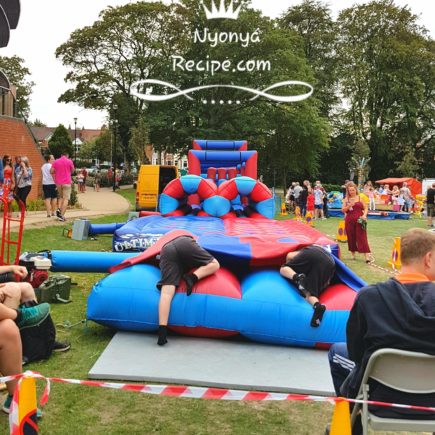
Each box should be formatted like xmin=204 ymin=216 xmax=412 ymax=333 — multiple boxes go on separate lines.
xmin=280 ymin=245 xmax=336 ymax=327
xmin=157 ymin=235 xmax=220 ymax=346
xmin=51 ymin=152 xmax=74 ymax=222
xmin=41 ymin=154 xmax=58 ymax=217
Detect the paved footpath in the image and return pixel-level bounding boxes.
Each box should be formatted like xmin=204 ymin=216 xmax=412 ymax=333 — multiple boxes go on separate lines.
xmin=8 ymin=186 xmax=132 ymax=229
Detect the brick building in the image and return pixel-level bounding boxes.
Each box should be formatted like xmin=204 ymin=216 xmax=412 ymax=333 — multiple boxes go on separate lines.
xmin=0 ymin=116 xmax=44 ymax=201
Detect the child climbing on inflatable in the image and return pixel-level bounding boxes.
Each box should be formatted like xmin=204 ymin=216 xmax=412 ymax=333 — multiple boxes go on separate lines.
xmin=157 ymin=236 xmax=220 ymax=346
xmin=280 ymin=245 xmax=336 ymax=327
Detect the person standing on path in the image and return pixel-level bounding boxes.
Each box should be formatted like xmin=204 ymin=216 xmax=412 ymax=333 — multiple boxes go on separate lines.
xmin=41 ymin=155 xmax=58 ymax=218
xmin=94 ymin=170 xmax=101 ymax=192
xmin=51 ymin=152 xmax=74 ymax=222
xmin=14 ymin=156 xmax=33 ymax=209
xmin=342 ymin=182 xmax=372 ymax=263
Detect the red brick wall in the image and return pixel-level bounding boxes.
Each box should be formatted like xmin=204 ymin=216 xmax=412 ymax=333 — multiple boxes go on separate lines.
xmin=0 ymin=116 xmax=45 ymax=200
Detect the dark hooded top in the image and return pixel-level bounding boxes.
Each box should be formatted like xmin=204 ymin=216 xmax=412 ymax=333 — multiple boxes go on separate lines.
xmin=346 ymin=277 xmax=435 ymax=417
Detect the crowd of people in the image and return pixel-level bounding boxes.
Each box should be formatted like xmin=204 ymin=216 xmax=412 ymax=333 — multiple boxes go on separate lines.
xmin=285 ymin=180 xmax=329 ymax=220
xmin=340 ymin=179 xmax=416 ymax=212
xmin=0 ymin=152 xmax=89 ymax=221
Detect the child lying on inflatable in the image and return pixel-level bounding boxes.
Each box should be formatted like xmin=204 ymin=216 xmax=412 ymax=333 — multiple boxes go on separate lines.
xmin=156 ymin=236 xmax=219 ymax=346
xmin=280 ymin=246 xmax=336 ymax=327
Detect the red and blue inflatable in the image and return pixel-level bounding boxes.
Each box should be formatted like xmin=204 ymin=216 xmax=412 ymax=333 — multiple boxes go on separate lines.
xmin=84 ymin=139 xmax=366 ymax=349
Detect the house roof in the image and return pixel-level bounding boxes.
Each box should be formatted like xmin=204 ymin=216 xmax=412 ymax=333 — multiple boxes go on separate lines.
xmin=29 ymin=126 xmax=103 ymax=144
xmin=79 ymin=129 xmax=102 ymax=143
xmin=30 ymin=126 xmax=53 ymax=142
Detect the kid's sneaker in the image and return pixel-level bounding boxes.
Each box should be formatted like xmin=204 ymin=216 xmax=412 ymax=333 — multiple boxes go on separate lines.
xmin=3 ymin=394 xmax=43 ymax=418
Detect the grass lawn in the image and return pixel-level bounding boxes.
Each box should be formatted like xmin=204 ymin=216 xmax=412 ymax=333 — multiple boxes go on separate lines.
xmin=0 ymin=191 xmax=429 ymax=434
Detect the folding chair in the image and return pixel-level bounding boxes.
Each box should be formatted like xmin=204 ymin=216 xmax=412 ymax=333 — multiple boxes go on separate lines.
xmin=351 ymin=348 xmax=435 ymax=434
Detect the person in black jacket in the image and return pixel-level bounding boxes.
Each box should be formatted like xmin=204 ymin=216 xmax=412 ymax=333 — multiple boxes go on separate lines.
xmin=427 ymin=183 xmax=435 ymax=228
xmin=328 ymin=228 xmax=435 ymax=424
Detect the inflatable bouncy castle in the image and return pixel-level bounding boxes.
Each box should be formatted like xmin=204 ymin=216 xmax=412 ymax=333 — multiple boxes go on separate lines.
xmin=84 ymin=140 xmax=366 ymax=349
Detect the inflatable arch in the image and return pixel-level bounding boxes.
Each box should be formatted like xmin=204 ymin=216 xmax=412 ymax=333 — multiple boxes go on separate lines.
xmin=188 ymin=150 xmax=258 ymax=179
xmin=159 ymin=175 xmax=217 ymax=216
xmin=192 ymin=140 xmax=248 ymax=151
xmin=218 ymin=176 xmax=275 ymax=219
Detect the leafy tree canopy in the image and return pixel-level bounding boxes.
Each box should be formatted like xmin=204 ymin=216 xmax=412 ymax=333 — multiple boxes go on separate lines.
xmin=48 ymin=124 xmax=74 ymax=159
xmin=0 ymin=55 xmax=34 ymax=118
xmin=55 ymin=0 xmax=434 ymax=184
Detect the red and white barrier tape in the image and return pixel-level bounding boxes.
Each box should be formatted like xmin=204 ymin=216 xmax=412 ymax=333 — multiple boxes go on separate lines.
xmin=368 ymin=261 xmax=398 ymax=276
xmin=3 ymin=371 xmax=435 ymax=414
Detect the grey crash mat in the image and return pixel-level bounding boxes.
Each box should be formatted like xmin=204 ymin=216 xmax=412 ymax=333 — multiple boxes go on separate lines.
xmin=89 ymin=332 xmax=335 ymax=396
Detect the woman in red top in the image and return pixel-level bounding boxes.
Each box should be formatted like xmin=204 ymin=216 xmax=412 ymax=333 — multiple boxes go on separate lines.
xmin=342 ymin=182 xmax=372 ymax=263
xmin=2 ymin=155 xmax=14 ymax=190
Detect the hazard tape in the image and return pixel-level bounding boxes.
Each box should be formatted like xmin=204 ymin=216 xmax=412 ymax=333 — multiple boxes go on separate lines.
xmin=368 ymin=261 xmax=398 ymax=276
xmin=2 ymin=371 xmax=435 ymax=414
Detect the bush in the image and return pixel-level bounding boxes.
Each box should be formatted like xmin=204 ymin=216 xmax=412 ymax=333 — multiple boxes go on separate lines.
xmin=86 ymin=173 xmax=134 ymax=188
xmin=0 ymin=198 xmax=46 ymax=212
xmin=70 ymin=183 xmax=78 ymax=206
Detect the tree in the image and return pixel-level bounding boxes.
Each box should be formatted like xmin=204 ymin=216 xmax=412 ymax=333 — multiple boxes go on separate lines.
xmin=55 ymin=2 xmax=190 ymax=111
xmin=79 ymin=128 xmax=123 ymax=163
xmin=349 ymin=138 xmax=371 ymax=188
xmin=0 ymin=55 xmax=34 ymax=118
xmin=29 ymin=119 xmax=46 ymax=127
xmin=48 ymin=124 xmax=73 ymax=158
xmin=336 ymin=0 xmax=434 ymax=179
xmin=56 ymin=1 xmax=329 ymax=182
xmin=129 ymin=118 xmax=150 ymax=164
xmin=279 ymin=0 xmax=338 ymax=119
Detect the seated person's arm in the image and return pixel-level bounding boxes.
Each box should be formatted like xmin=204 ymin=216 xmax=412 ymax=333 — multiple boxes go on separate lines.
xmin=0 ymin=265 xmax=28 ymax=279
xmin=346 ymin=295 xmax=367 ymax=364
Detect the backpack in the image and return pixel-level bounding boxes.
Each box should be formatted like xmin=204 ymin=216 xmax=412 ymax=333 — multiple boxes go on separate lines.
xmin=20 ymin=313 xmax=56 ymax=364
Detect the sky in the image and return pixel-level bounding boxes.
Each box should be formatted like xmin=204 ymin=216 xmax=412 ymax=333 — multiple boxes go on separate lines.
xmin=1 ymin=0 xmax=434 ymax=129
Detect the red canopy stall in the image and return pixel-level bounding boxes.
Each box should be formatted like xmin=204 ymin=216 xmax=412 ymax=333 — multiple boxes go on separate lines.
xmin=375 ymin=178 xmax=422 ymax=197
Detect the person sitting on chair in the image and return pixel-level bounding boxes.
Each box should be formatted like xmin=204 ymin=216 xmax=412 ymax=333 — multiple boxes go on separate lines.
xmin=328 ymin=228 xmax=435 ymax=428
xmin=0 ymin=294 xmax=50 ymax=414
xmin=0 ymin=265 xmax=71 ymax=353
xmin=280 ymin=245 xmax=336 ymax=327
xmin=157 ymin=236 xmax=220 ymax=346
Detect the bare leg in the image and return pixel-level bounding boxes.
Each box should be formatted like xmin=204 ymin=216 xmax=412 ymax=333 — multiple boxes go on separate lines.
xmin=44 ymin=198 xmax=51 ymax=216
xmin=192 ymin=259 xmax=219 ymax=280
xmin=306 ymin=294 xmax=320 ymax=307
xmin=60 ymin=198 xmax=68 ymax=217
xmin=18 ymin=283 xmax=37 ymax=303
xmin=0 ymin=319 xmax=21 ymax=396
xmin=1 ymin=283 xmax=21 ymax=309
xmin=157 ymin=284 xmax=176 ymax=346
xmin=158 ymin=285 xmax=176 ymax=327
xmin=280 ymin=265 xmax=297 ymax=280
xmin=51 ymin=198 xmax=57 ymax=215
xmin=184 ymin=259 xmax=220 ymax=296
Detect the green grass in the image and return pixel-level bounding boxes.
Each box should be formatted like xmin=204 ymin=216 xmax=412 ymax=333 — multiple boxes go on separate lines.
xmin=0 ymin=196 xmax=429 ymax=434
xmin=115 ymin=188 xmax=136 ymax=211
